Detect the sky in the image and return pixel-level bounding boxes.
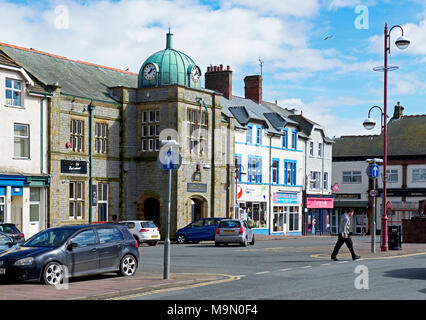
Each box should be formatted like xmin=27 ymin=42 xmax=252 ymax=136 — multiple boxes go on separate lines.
xmin=0 ymin=0 xmax=425 ymax=138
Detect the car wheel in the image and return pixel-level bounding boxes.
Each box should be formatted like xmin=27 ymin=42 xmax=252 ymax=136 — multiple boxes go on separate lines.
xmin=118 ymin=254 xmax=137 ymax=277
xmin=176 ymin=234 xmax=186 ymax=244
xmin=240 ymin=237 xmax=248 ymax=247
xmin=148 ymin=241 xmax=158 ymax=246
xmin=42 ymin=261 xmax=65 ymax=286
xmin=250 ymin=235 xmax=255 ymax=245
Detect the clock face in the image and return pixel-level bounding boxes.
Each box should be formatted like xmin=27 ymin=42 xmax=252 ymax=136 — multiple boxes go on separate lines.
xmin=190 ymin=66 xmax=201 ymax=82
xmin=143 ymin=63 xmax=157 ymax=81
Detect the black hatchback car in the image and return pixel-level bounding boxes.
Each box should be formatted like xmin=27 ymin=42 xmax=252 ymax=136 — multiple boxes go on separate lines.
xmin=0 ymin=224 xmax=139 ymax=285
xmin=0 ymin=223 xmax=25 ymax=244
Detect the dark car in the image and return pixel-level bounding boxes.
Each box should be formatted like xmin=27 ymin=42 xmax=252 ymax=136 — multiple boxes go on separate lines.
xmin=0 ymin=232 xmax=17 ymax=254
xmin=0 ymin=224 xmax=25 ymax=244
xmin=0 ymin=224 xmax=139 ymax=285
xmin=174 ymin=218 xmax=224 ymax=244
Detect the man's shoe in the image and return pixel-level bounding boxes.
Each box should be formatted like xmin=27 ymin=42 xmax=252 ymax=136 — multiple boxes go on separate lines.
xmin=331 ymin=256 xmax=338 ymax=261
xmin=352 ymin=255 xmax=361 ymax=260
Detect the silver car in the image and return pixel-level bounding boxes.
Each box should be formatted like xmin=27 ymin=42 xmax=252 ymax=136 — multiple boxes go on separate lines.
xmin=120 ymin=220 xmax=161 ymax=246
xmin=214 ymin=219 xmax=255 ymax=247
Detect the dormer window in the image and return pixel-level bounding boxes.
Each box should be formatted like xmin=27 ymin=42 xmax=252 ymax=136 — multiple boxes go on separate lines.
xmin=6 ymin=78 xmax=22 ymax=107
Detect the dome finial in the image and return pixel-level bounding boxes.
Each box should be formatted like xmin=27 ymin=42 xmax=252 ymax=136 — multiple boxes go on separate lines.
xmin=166 ymin=27 xmax=173 ymax=49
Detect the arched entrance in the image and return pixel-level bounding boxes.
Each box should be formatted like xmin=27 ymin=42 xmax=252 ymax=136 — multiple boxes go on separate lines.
xmin=189 ymin=196 xmax=208 ymax=222
xmin=144 ymin=197 xmax=160 ymax=227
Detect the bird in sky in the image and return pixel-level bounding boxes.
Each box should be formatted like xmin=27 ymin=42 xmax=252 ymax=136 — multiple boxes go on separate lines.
xmin=324 ymin=35 xmax=334 ymax=40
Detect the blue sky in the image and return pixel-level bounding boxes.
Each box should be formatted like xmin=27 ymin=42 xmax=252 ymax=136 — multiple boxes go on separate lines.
xmin=0 ymin=0 xmax=425 ymax=137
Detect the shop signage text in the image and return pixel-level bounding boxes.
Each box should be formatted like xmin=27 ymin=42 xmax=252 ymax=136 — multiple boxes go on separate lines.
xmin=60 ymin=160 xmax=87 ymax=174
xmin=274 ymin=192 xmax=299 ymax=204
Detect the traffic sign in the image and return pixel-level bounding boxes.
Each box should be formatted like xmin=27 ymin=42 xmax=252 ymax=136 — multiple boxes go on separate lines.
xmin=371 ymin=164 xmax=379 ymax=178
xmin=158 ymin=148 xmax=182 ymax=171
xmin=369 ymin=189 xmax=378 ymax=197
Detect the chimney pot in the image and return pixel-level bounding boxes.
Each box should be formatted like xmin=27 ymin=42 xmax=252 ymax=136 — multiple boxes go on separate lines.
xmin=393 ymin=101 xmax=404 ymax=119
xmin=204 ymin=63 xmax=233 ymax=100
xmin=244 ymin=75 xmax=262 ymax=104
xmin=227 ymin=65 xmax=230 ymax=71
xmin=220 ymin=64 xmax=223 ymax=71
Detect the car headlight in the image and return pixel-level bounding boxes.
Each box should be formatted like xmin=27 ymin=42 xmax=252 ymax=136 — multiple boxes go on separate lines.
xmin=14 ymin=257 xmax=34 ymax=266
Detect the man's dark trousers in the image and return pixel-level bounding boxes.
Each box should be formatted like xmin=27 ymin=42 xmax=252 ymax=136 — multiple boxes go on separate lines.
xmin=331 ymin=234 xmax=357 ymax=259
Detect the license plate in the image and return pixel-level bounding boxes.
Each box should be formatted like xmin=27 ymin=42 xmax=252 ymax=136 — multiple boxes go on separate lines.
xmin=224 ymin=230 xmax=234 ymax=234
xmin=151 ymin=235 xmax=159 ymax=238
xmin=0 ymin=268 xmax=5 ymax=275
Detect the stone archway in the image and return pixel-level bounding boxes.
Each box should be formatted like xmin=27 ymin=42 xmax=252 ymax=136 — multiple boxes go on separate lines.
xmin=144 ymin=197 xmax=160 ymax=227
xmin=188 ymin=195 xmax=209 ymax=222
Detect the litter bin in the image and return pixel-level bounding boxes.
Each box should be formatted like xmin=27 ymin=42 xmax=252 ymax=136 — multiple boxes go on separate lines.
xmin=388 ymin=225 xmax=402 ymax=250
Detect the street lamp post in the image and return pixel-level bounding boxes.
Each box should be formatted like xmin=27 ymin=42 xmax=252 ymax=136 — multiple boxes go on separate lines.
xmin=364 ymin=23 xmax=410 ymax=252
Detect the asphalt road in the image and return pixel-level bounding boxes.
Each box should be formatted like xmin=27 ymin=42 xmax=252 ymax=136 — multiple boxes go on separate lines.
xmin=134 ymin=237 xmax=426 ymax=300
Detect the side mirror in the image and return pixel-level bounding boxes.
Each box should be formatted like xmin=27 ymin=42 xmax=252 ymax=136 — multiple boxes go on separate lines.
xmin=67 ymin=241 xmax=79 ymax=251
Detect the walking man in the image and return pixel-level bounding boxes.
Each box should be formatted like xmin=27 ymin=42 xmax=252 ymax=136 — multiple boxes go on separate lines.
xmin=331 ymin=208 xmax=361 ymax=261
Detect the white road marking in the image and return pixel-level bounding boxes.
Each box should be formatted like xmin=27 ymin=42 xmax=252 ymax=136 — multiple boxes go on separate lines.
xmin=255 ymin=271 xmax=271 ymax=275
xmin=300 ymin=266 xmax=312 ymax=269
xmin=337 ymin=261 xmax=348 ymax=264
xmin=320 ymin=263 xmax=331 ymax=266
xmin=279 ymin=268 xmax=293 ymax=272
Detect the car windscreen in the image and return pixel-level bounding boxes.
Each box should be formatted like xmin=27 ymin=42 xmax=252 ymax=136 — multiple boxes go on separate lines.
xmin=0 ymin=233 xmax=12 ymax=246
xmin=0 ymin=224 xmax=19 ymax=234
xmin=24 ymin=228 xmax=76 ymax=247
xmin=141 ymin=222 xmax=157 ymax=228
xmin=218 ymin=221 xmax=241 ymax=229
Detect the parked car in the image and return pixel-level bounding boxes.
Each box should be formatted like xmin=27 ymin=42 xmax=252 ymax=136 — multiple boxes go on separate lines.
xmin=0 ymin=224 xmax=139 ymax=285
xmin=0 ymin=223 xmax=25 ymax=244
xmin=0 ymin=232 xmax=17 ymax=254
xmin=215 ymin=219 xmax=255 ymax=247
xmin=120 ymin=220 xmax=160 ymax=246
xmin=175 ymin=218 xmax=224 ymax=244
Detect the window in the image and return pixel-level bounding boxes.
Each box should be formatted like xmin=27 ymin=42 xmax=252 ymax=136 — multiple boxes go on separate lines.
xmin=69 ymin=181 xmax=84 ymax=219
xmin=284 ymin=160 xmax=297 ymax=185
xmin=187 ymin=109 xmax=207 ymax=153
xmin=70 ymin=119 xmax=84 ymax=152
xmin=97 ymin=227 xmax=123 ymax=243
xmin=256 ymin=126 xmax=262 ymax=145
xmin=318 ymin=143 xmax=322 ymax=157
xmin=310 ymin=171 xmax=321 ymax=190
xmin=289 ymin=207 xmax=299 ymax=231
xmin=95 ymin=122 xmax=108 ymax=154
xmin=14 ymin=123 xmax=29 ymax=158
xmin=387 ymin=169 xmax=398 ymax=183
xmin=248 ymin=157 xmax=262 ymax=183
xmin=142 ymin=110 xmax=160 ymax=152
xmin=323 ymin=172 xmax=329 ymax=190
xmin=291 ymin=130 xmax=298 ymax=150
xmin=235 ymin=155 xmax=242 ymax=182
xmin=412 ymin=168 xmax=426 ymax=182
xmin=71 ymin=230 xmax=97 ymax=247
xmin=272 ymin=159 xmax=279 ymax=184
xmin=309 ymin=141 xmax=314 ymax=156
xmin=246 ymin=125 xmax=253 ymax=144
xmin=29 ymin=188 xmax=40 ymax=223
xmin=342 ymin=171 xmax=362 ymax=184
xmin=5 ymin=78 xmax=22 ymax=107
xmin=282 ymin=129 xmax=288 ymax=149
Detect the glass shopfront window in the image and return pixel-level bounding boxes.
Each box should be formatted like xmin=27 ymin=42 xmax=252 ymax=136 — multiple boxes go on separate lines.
xmin=273 ymin=206 xmax=286 ymax=233
xmin=0 ymin=196 xmax=4 ymax=223
xmin=242 ymin=202 xmax=267 ymax=228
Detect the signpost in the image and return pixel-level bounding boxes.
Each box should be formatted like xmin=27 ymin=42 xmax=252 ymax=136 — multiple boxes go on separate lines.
xmin=159 ymin=140 xmax=181 ymax=280
xmin=366 ymin=158 xmax=383 ymax=253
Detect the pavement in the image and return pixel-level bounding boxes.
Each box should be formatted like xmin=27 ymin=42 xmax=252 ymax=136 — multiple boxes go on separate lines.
xmin=1 ymin=235 xmax=425 ymax=300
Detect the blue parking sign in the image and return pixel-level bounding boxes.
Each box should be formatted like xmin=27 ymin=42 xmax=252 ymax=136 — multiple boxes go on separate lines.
xmin=371 ymin=164 xmax=379 ymax=178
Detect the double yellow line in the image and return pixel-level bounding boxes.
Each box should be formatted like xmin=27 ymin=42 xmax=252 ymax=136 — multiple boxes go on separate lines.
xmin=108 ymin=273 xmax=240 ymax=300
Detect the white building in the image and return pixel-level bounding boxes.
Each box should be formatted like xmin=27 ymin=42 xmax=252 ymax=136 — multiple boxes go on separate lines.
xmin=332 ymin=102 xmax=426 ymax=235
xmin=0 ymin=49 xmax=50 ymax=238
xmin=290 ymin=114 xmax=334 ymax=235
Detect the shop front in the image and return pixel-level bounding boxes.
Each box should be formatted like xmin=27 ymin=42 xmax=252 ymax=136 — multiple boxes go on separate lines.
xmin=236 ymin=184 xmax=269 ymax=234
xmin=332 ymin=200 xmax=368 ymax=235
xmin=0 ymin=175 xmax=49 ymax=238
xmin=305 ymin=195 xmax=334 ymax=235
xmin=272 ymin=191 xmax=302 ymax=235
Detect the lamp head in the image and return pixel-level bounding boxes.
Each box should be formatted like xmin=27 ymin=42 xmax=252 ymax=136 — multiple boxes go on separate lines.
xmin=363 ymin=117 xmax=376 ymax=130
xmin=395 ymin=36 xmax=410 ymax=50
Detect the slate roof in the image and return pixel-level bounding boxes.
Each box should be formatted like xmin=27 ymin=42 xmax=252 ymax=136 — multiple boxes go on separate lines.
xmin=290 ymin=114 xmax=333 ymax=143
xmin=333 ymin=114 xmax=426 ymax=158
xmin=0 ymin=42 xmax=138 ymax=103
xmin=0 ymin=49 xmax=50 ymax=95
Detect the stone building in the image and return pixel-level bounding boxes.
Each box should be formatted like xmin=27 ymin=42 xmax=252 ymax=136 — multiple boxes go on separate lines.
xmin=110 ymin=31 xmax=236 ymax=234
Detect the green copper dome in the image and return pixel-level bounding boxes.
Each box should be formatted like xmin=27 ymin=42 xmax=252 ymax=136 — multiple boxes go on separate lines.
xmin=138 ymin=32 xmax=202 ymax=89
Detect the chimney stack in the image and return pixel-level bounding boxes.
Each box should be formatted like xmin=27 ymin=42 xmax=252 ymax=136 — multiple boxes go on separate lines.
xmin=204 ymin=64 xmax=232 ymax=100
xmin=393 ymin=101 xmax=404 ymax=119
xmin=244 ymin=75 xmax=262 ymax=104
